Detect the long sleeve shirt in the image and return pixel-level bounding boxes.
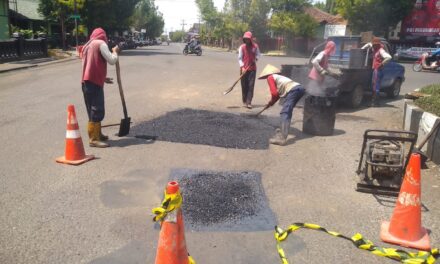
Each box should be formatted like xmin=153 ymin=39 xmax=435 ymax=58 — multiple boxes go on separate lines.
xmin=362 ymin=42 xmax=392 ymax=66
xmin=99 ymin=43 xmax=118 ymax=65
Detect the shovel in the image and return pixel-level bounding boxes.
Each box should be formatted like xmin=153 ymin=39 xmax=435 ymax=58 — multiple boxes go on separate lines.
xmin=115 ymin=60 xmax=131 ymax=137
xmin=223 ymin=68 xmax=248 ymax=95
xmin=241 ymin=104 xmax=270 ymax=118
xmin=413 ymin=120 xmax=440 ymax=164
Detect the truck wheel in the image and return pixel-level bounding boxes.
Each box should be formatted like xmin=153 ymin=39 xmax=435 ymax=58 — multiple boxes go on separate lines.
xmin=348 ymin=84 xmax=364 ymax=108
xmin=386 ymin=79 xmax=401 ymax=98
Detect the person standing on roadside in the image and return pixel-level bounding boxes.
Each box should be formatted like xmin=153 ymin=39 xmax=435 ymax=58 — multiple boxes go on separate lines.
xmin=81 ymin=28 xmax=119 ymax=148
xmin=362 ymin=37 xmax=391 ymax=106
xmin=238 ymin=31 xmax=261 ymax=109
xmin=258 ymin=64 xmax=305 ymax=146
xmin=308 ymin=40 xmax=338 ymax=96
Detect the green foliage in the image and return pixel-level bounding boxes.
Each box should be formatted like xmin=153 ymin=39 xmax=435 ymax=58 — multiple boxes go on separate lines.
xmin=169 ymin=30 xmax=185 ymax=42
xmin=84 ymin=0 xmax=140 ymax=32
xmin=130 ymin=0 xmax=164 ymax=38
xmin=268 ymin=0 xmax=316 ymax=39
xmin=313 ymin=1 xmax=326 ymax=11
xmin=11 ymin=26 xmax=34 ymax=39
xmin=419 ymin=84 xmax=440 ymax=95
xmin=268 ymin=11 xmax=317 ymax=37
xmin=415 ymin=84 xmax=440 ymax=117
xmin=270 ymin=0 xmax=311 ymax=12
xmin=335 ymin=0 xmax=415 ymax=36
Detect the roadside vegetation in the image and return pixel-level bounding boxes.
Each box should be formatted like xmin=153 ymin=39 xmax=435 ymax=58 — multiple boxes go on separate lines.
xmin=415 ymin=84 xmax=440 ymax=117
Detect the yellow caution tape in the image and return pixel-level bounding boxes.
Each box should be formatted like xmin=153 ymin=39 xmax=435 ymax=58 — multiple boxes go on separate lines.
xmin=188 ymin=254 xmax=196 ymax=264
xmin=152 ymin=190 xmax=183 ymax=222
xmin=274 ymin=223 xmax=439 ymax=264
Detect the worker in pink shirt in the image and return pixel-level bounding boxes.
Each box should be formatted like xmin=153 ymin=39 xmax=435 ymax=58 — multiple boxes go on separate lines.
xmin=238 ymin=31 xmax=261 ymax=109
xmin=81 ymin=28 xmax=119 ymax=148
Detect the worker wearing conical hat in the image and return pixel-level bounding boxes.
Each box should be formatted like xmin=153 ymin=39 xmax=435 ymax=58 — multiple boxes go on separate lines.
xmin=258 ymin=64 xmax=305 ymax=146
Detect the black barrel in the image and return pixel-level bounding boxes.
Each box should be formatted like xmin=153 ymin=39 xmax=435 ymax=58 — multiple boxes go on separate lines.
xmin=302 ymin=95 xmax=336 ymax=136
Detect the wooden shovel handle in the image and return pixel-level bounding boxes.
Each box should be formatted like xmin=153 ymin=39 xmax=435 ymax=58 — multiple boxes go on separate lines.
xmin=116 ymin=60 xmax=128 ymax=119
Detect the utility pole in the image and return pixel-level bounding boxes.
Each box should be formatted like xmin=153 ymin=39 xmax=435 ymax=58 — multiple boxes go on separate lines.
xmin=180 ymin=19 xmax=187 ymax=42
xmin=181 ymin=19 xmax=186 ymax=32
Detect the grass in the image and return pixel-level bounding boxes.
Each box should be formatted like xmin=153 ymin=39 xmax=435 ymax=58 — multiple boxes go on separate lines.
xmin=415 ymin=84 xmax=440 ymax=117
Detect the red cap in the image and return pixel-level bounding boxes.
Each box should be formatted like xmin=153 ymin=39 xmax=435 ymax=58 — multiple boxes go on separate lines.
xmin=243 ymin=31 xmax=252 ymax=39
xmin=166 ymin=181 xmax=179 ymax=194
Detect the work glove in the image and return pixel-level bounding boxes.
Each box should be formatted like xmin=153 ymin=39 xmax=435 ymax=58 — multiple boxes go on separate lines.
xmin=321 ymin=69 xmax=328 ymax=76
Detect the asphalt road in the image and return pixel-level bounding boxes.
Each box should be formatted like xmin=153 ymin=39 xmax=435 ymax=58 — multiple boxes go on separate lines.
xmin=1 ymin=43 xmax=440 ymax=264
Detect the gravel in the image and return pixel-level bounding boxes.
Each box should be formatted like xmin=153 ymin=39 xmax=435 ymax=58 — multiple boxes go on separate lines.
xmin=130 ymin=108 xmax=275 ymax=149
xmin=170 ymin=169 xmax=277 ymax=232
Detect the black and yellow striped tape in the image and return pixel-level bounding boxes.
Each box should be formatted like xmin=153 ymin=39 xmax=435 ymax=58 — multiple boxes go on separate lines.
xmin=274 ymin=223 xmax=439 ymax=264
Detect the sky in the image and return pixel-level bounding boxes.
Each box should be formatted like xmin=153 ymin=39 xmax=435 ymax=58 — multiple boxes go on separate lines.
xmin=155 ymin=0 xmax=226 ymax=33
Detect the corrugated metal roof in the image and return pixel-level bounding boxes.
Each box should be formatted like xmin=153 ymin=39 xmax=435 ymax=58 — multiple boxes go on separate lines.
xmin=14 ymin=0 xmax=44 ymax=20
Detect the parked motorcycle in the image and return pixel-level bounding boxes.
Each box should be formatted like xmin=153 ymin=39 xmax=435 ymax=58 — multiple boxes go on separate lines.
xmin=183 ymin=44 xmax=202 ymax=56
xmin=413 ymin=52 xmax=440 ymax=72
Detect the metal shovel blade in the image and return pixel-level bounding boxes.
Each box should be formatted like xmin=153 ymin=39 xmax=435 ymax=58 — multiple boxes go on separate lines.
xmin=118 ymin=117 xmax=131 ymax=137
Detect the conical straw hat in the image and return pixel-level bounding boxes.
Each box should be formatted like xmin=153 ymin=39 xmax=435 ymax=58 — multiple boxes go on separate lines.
xmin=258 ymin=64 xmax=281 ymax=79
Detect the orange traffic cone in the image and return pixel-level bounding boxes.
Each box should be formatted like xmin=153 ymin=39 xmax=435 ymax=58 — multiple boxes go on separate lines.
xmin=56 ymin=105 xmax=94 ymax=165
xmin=155 ymin=181 xmax=190 ymax=264
xmin=380 ymin=153 xmax=430 ymax=251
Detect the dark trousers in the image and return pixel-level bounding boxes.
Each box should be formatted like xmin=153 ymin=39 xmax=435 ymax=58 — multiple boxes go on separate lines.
xmin=241 ymin=70 xmax=256 ymax=104
xmin=82 ymin=81 xmax=105 ymax=122
xmin=280 ymin=85 xmax=305 ymax=122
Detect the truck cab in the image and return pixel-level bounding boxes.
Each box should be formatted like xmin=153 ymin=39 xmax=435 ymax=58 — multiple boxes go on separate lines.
xmin=322 ymin=36 xmax=405 ymax=107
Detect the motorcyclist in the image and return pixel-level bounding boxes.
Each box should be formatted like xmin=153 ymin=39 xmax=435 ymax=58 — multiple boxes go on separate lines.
xmin=426 ymin=47 xmax=440 ymax=69
xmin=188 ymin=36 xmax=200 ymax=52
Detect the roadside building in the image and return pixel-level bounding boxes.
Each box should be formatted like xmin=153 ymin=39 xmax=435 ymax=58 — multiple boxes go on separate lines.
xmin=8 ymin=0 xmax=46 ymax=34
xmin=0 ymin=0 xmax=9 ymax=39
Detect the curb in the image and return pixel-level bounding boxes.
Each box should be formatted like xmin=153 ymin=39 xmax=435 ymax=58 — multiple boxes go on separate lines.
xmin=0 ymin=56 xmax=77 ymax=74
xmin=0 ymin=64 xmax=38 ymax=73
xmin=403 ymin=100 xmax=440 ymax=164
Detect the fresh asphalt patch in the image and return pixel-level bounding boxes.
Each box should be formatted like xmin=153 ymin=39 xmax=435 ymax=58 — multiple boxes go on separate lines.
xmin=130 ymin=108 xmax=275 ymax=149
xmin=170 ymin=168 xmax=277 ymax=232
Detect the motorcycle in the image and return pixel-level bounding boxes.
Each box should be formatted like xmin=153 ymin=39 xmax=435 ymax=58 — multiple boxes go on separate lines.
xmin=183 ymin=43 xmax=202 ymax=56
xmin=413 ymin=52 xmax=440 ymax=72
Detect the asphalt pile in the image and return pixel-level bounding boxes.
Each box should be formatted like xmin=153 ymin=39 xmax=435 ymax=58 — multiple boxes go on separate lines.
xmin=130 ymin=108 xmax=274 ymax=149
xmin=171 ymin=169 xmax=276 ymax=232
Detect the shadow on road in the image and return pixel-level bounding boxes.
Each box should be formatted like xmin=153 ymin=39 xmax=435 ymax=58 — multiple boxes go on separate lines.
xmin=107 ymin=136 xmax=156 ymax=148
xmin=120 ymin=49 xmax=179 ymax=57
xmin=372 ymin=194 xmax=429 ymax=212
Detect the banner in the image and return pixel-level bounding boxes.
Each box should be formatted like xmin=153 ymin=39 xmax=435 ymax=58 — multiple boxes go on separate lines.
xmin=401 ymin=0 xmax=440 ymax=37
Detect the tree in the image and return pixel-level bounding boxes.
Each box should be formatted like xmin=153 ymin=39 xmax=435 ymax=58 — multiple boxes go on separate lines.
xmin=268 ymin=0 xmax=317 ymax=50
xmin=335 ymin=0 xmax=415 ymax=36
xmin=84 ymin=0 xmax=140 ymax=33
xmin=39 ymin=0 xmax=85 ymax=49
xmin=131 ymin=0 xmax=164 ymax=39
xmin=169 ymin=30 xmax=185 ymax=42
xmin=248 ymin=0 xmax=270 ymax=42
xmin=313 ymin=1 xmax=327 ymax=12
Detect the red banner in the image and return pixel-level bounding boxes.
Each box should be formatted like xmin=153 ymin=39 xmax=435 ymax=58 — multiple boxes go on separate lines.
xmin=401 ymin=0 xmax=440 ymax=37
